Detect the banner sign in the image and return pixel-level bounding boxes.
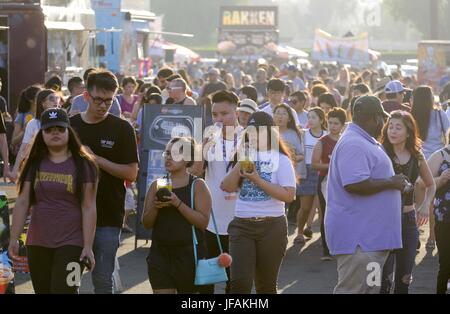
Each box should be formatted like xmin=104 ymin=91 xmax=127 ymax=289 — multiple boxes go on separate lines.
xmin=312 ymin=29 xmax=370 ymax=64
xmin=135 ymin=105 xmax=204 ymax=244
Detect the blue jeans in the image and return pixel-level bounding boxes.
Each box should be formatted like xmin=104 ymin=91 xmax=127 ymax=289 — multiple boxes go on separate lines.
xmin=380 ymin=211 xmax=419 ymax=294
xmin=92 ymin=227 xmax=121 ymax=294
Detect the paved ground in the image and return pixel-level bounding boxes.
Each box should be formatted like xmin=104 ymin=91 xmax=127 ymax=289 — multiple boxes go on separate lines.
xmin=1 ymin=183 xmax=439 ymax=294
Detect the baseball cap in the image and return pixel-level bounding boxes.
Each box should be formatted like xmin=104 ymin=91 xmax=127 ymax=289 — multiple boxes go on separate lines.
xmin=237 ymin=99 xmax=258 ymax=114
xmin=208 ymin=68 xmax=220 ymax=75
xmin=40 ymin=108 xmax=70 ymax=130
xmin=353 ymin=96 xmax=390 ymax=118
xmin=384 ymin=80 xmax=406 ymax=94
xmin=247 ymin=111 xmax=274 ymax=128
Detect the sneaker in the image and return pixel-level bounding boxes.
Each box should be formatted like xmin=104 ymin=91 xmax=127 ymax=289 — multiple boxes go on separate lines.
xmin=122 ymin=225 xmax=133 ymax=234
xmin=294 ymin=234 xmax=306 ymax=246
xmin=321 ymin=255 xmax=333 ymax=261
xmin=416 ymin=239 xmax=421 ymax=252
xmin=303 ymin=227 xmax=313 ymax=238
xmin=426 ymin=239 xmax=436 ymax=250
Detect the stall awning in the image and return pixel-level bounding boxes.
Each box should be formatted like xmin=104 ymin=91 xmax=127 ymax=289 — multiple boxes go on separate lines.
xmin=45 ymin=21 xmax=85 ymax=31
xmin=148 ymin=39 xmax=200 ymax=62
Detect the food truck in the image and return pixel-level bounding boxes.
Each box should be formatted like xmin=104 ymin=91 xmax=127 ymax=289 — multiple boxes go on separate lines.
xmin=0 ymin=0 xmax=47 ymax=114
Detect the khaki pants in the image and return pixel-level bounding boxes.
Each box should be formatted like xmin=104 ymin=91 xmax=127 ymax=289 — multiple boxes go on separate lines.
xmin=334 ymin=247 xmax=390 ymax=294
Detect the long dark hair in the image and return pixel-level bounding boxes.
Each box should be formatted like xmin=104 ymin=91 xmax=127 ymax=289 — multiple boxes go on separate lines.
xmin=381 ymin=110 xmax=423 ymax=160
xmin=227 ymin=125 xmax=292 ymax=174
xmin=274 ymin=104 xmax=303 ymax=141
xmin=18 ymin=127 xmax=98 ymax=206
xmin=411 ymin=86 xmax=434 ymax=141
xmin=17 ymin=85 xmax=41 ymax=114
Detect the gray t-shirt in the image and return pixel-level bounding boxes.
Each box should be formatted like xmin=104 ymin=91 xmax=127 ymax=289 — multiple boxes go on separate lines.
xmin=423 ymin=109 xmax=450 ymax=159
xmin=69 ymin=94 xmax=122 ymax=117
xmin=280 ymin=129 xmax=307 ymax=179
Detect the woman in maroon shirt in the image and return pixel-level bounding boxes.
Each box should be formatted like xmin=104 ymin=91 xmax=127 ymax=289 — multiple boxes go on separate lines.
xmin=312 ymin=108 xmax=347 ymax=261
xmin=8 ymin=108 xmax=98 ymax=294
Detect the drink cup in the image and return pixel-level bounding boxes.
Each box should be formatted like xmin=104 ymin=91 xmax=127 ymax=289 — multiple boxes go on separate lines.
xmin=157 ymin=177 xmax=172 ymax=192
xmin=0 ymin=266 xmax=13 ymax=294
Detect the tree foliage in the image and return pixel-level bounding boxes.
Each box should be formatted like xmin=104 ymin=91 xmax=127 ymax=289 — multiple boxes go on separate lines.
xmin=384 ymin=0 xmax=450 ymax=39
xmin=151 ymin=0 xmax=251 ymax=47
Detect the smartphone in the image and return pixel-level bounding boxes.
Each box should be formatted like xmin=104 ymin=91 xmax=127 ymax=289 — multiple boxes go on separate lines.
xmin=81 ymin=256 xmax=92 ymax=271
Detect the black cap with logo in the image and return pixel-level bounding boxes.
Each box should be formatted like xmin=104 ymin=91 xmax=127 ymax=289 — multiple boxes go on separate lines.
xmin=247 ymin=111 xmax=275 ymax=128
xmin=40 ymin=108 xmax=70 ymax=130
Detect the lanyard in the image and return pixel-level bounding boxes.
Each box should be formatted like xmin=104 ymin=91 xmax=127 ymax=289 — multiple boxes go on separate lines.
xmin=222 ymin=133 xmax=238 ymax=170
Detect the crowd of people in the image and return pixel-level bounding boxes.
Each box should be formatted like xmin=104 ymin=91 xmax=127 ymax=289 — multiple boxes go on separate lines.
xmin=1 ymin=58 xmax=450 ymax=295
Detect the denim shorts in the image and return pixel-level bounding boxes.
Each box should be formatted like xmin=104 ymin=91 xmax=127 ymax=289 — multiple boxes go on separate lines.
xmin=297 ymin=165 xmax=319 ymax=196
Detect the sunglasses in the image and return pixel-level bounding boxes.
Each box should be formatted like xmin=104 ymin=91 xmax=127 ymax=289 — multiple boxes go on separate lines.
xmin=43 ymin=126 xmax=67 ymax=134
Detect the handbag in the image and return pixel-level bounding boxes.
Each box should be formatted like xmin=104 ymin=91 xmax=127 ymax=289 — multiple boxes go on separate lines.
xmin=191 ymin=179 xmax=228 ymax=286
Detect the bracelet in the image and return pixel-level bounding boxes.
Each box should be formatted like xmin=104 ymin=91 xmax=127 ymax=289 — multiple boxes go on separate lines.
xmin=176 ymin=199 xmax=183 ymax=209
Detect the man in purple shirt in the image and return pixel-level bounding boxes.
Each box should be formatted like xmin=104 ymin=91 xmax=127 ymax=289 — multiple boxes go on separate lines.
xmin=325 ymin=96 xmax=408 ymax=294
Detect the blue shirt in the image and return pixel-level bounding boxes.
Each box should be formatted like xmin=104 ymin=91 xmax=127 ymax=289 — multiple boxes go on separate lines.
xmin=422 ymin=110 xmax=450 ymax=160
xmin=325 ymin=123 xmax=402 ymax=255
xmin=69 ymin=94 xmax=122 ymax=117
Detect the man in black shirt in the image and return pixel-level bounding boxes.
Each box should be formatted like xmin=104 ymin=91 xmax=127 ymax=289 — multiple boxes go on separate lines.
xmin=0 ymin=113 xmax=12 ymax=182
xmin=70 ymin=70 xmax=138 ymax=294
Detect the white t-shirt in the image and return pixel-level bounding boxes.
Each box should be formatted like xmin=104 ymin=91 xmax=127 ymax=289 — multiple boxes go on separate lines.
xmin=261 ymin=103 xmax=301 ymax=126
xmin=22 ymin=119 xmax=40 ymax=144
xmin=303 ymin=129 xmax=327 ymax=165
xmin=235 ymin=151 xmax=296 ymax=218
xmin=205 ymin=129 xmax=243 ymax=235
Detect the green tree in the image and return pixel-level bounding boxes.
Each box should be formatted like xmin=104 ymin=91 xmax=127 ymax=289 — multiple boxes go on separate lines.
xmin=151 ymin=0 xmax=251 ymax=47
xmin=384 ymin=0 xmax=450 ymax=39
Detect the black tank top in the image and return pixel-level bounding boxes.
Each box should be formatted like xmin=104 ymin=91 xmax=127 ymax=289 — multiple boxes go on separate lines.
xmin=434 ymin=148 xmax=450 ymax=223
xmin=152 ymin=175 xmax=205 ymax=246
xmin=392 ymin=155 xmax=420 ymax=207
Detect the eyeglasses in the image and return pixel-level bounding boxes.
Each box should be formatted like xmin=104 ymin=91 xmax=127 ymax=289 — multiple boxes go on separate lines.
xmin=88 ymin=93 xmax=114 ymax=106
xmin=288 ymin=99 xmax=299 ymax=105
xmin=167 ymin=86 xmax=183 ymax=92
xmin=43 ymin=126 xmax=67 ymax=134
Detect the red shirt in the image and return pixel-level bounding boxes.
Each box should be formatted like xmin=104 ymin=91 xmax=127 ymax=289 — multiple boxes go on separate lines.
xmin=319 ymin=135 xmax=338 ymax=177
xmin=382 ymin=100 xmax=411 ymax=114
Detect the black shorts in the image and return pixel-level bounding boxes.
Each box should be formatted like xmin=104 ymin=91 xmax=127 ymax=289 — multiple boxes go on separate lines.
xmin=147 ymin=242 xmax=206 ymax=293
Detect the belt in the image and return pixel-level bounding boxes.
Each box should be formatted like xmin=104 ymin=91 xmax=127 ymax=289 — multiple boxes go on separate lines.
xmin=236 ymin=216 xmax=281 ymax=222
